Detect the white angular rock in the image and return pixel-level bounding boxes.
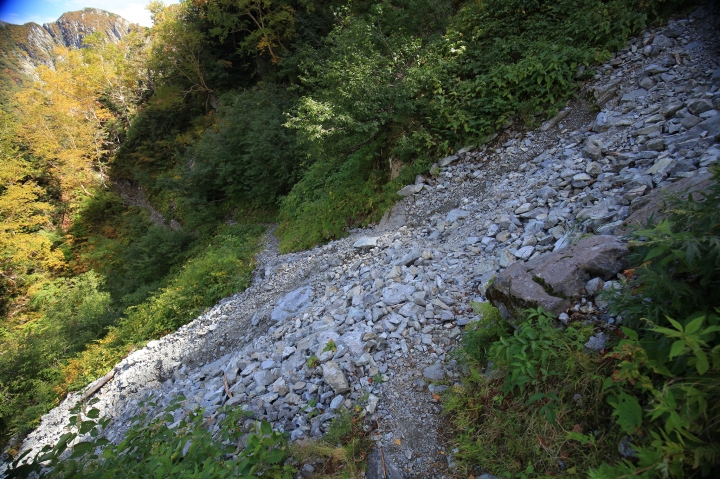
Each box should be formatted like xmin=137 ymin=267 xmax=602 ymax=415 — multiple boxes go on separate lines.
xmin=353 ymin=236 xmax=379 ymax=249
xmin=271 ymin=286 xmax=314 ymax=322
xmin=381 ymin=283 xmax=416 ymax=305
xmin=322 ymin=361 xmax=350 ymax=394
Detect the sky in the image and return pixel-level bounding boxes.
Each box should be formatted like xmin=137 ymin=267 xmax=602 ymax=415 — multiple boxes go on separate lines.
xmin=0 ymin=0 xmax=178 ymax=27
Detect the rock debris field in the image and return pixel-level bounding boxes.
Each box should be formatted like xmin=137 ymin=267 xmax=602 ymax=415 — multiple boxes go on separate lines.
xmin=9 ymin=6 xmax=720 ymax=478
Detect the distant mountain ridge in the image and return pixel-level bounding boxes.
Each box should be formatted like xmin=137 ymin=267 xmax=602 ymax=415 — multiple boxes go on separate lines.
xmin=0 ymin=8 xmax=139 ymax=92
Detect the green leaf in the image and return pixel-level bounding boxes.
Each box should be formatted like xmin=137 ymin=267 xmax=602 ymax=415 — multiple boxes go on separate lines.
xmin=644 ymin=246 xmax=666 ymax=261
xmin=695 ymin=350 xmax=709 ymax=375
xmin=85 ymin=408 xmax=100 ymax=419
xmin=611 ymin=392 xmax=643 ymax=434
xmin=669 ymin=340 xmax=686 ymax=359
xmin=685 ymin=315 xmax=706 ymax=335
xmin=527 ymin=392 xmax=545 ymax=404
xmin=264 ymin=448 xmax=286 ymax=464
xmin=79 ymin=420 xmax=96 ymax=435
xmin=667 ymin=317 xmax=684 ymax=332
xmin=68 ymin=441 xmax=94 ymax=459
xmin=622 ymin=327 xmax=638 ymax=341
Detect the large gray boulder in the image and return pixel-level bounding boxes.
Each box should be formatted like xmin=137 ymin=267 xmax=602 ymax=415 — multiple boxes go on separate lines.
xmin=486 ymin=236 xmax=628 ymax=319
xmin=270 ymin=286 xmax=314 ymax=321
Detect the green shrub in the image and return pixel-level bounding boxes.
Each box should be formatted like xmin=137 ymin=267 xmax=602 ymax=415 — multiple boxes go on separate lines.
xmin=10 ymin=398 xmax=294 ymax=478
xmin=608 ymin=169 xmax=720 ymax=330
xmin=0 ymin=272 xmax=113 ymax=438
xmin=278 ymin=0 xmax=690 ymax=252
xmin=445 ymin=309 xmax=616 ymax=477
xmin=122 ymin=225 xmax=196 ymax=287
xmin=0 ymin=224 xmax=263 ymax=443
xmin=454 ymin=302 xmax=510 ymax=366
xmin=592 ymin=168 xmax=720 ymax=477
xmin=277 ymin=148 xmax=429 ymax=252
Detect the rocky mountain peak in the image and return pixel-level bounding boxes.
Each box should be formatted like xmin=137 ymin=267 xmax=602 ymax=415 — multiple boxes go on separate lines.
xmin=0 ymin=8 xmax=140 ymax=90
xmin=43 ymin=8 xmax=135 ymax=49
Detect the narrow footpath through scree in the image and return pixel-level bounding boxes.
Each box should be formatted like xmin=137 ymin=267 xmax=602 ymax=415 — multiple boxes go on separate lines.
xmin=6 ymin=4 xmax=720 ymax=478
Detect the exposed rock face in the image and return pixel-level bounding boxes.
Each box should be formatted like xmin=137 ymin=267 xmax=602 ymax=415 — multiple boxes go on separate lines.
xmin=0 ymin=8 xmax=139 ymax=89
xmin=486 ymin=236 xmax=629 ymax=319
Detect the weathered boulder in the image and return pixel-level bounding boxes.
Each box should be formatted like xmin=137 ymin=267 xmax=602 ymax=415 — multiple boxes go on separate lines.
xmin=486 ymin=236 xmax=628 ymax=319
xmin=270 ymin=286 xmax=314 ymax=321
xmin=397 ymin=184 xmax=422 ymax=197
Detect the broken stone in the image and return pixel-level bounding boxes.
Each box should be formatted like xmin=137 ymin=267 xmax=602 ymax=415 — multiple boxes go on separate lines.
xmin=271 ymin=287 xmax=314 ymax=322
xmin=322 ymin=361 xmax=350 ymax=394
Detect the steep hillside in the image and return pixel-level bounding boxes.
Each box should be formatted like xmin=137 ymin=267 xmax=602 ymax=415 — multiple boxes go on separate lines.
xmin=8 ymin=4 xmax=720 ymax=477
xmin=0 ymin=8 xmax=138 ymax=93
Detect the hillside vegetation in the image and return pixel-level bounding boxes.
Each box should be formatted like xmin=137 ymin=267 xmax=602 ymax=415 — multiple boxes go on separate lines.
xmin=0 ymin=0 xmax=691 ymax=464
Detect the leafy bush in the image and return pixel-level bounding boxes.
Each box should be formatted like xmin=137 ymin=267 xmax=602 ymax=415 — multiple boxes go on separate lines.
xmin=0 ymin=272 xmax=112 ymax=437
xmin=0 ymin=223 xmax=263 ymax=444
xmin=608 ymin=169 xmax=720 ymax=330
xmin=445 ymin=309 xmax=616 ymax=477
xmin=598 ymin=314 xmax=720 ymax=478
xmin=593 ymin=168 xmax=720 ymax=477
xmin=278 ymin=0 xmax=690 ymax=251
xmin=121 ymin=225 xmax=195 ymax=287
xmin=277 ymin=148 xmax=429 ymax=252
xmin=10 ymin=398 xmax=294 ymax=478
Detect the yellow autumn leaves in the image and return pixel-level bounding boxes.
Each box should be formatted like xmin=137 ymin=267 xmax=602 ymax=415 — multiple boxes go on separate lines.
xmin=14 ymin=33 xmax=148 ymax=201
xmin=1 ymin=32 xmax=148 ymax=315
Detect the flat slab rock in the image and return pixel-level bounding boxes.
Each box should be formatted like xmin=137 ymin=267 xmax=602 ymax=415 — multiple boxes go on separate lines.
xmin=486 ymin=235 xmax=628 ymax=319
xmin=270 ymin=286 xmax=314 ymax=322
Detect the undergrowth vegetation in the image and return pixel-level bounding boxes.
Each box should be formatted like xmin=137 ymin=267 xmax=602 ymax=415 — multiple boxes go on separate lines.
xmin=446 ymin=168 xmax=720 ymax=478
xmin=276 ymin=0 xmax=691 ymax=251
xmin=289 ymin=404 xmax=374 ymax=478
xmin=0 ymin=211 xmax=263 ymax=444
xmin=446 ymin=308 xmax=618 ymax=476
xmin=9 ymin=396 xmax=374 ymax=479
xmin=10 ymin=398 xmax=294 ymax=479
